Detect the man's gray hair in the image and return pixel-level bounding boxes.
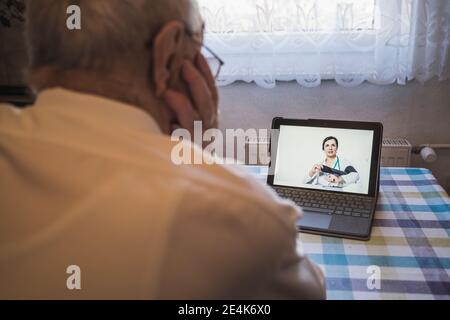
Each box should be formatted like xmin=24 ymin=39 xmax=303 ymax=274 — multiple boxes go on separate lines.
xmin=26 ymin=0 xmax=196 ymax=72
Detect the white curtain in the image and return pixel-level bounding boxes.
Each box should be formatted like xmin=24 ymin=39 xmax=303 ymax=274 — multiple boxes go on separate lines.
xmin=198 ymin=0 xmax=450 ymax=88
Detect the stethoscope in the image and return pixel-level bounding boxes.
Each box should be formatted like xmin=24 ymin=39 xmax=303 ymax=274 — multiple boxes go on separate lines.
xmin=332 ymin=157 xmax=341 ymax=171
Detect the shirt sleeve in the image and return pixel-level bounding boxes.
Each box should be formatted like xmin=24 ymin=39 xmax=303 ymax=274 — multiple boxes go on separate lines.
xmin=304 ymin=172 xmax=318 ymax=184
xmin=341 ymin=172 xmax=360 ymax=185
xmin=340 ymin=159 xmax=360 ymax=185
xmin=256 ymin=244 xmax=326 ymax=299
xmin=155 ymin=184 xmax=326 ymax=300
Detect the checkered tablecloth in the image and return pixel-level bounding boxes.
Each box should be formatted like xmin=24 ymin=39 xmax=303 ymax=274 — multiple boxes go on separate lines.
xmin=245 ymin=166 xmax=450 ymax=300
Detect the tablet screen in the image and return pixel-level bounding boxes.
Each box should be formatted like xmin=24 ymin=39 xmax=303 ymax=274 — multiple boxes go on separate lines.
xmin=273 ymin=125 xmax=374 ymax=195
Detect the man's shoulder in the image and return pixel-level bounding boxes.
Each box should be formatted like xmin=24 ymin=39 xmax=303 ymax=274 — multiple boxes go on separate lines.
xmin=164 ymin=160 xmax=300 ymax=232
xmin=0 ymin=102 xmax=21 ymax=115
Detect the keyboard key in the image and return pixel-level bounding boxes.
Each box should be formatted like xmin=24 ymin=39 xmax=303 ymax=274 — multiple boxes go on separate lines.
xmin=353 ymin=209 xmax=370 ymax=214
xmin=303 ymin=207 xmax=333 ymax=214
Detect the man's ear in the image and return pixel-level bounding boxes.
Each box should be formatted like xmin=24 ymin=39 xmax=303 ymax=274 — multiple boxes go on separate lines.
xmin=152 ymin=21 xmax=185 ymax=98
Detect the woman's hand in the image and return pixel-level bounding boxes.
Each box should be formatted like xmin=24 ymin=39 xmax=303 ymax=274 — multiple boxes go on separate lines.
xmin=327 ymin=175 xmax=343 ymax=184
xmin=309 ymin=164 xmax=322 ymax=177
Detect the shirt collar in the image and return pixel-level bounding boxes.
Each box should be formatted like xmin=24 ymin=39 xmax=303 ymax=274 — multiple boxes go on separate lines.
xmin=34 ymin=88 xmax=162 ymax=134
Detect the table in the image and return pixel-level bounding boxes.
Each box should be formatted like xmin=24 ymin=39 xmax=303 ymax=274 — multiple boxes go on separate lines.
xmin=246 ymin=166 xmax=450 ymax=300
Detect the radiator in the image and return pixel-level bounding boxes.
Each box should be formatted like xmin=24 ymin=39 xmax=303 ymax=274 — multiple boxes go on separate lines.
xmin=245 ymin=136 xmax=270 ymax=165
xmin=381 ymin=138 xmax=412 ymax=167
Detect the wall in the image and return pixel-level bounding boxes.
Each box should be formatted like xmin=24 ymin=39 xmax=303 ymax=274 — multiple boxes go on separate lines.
xmin=218 ymin=79 xmax=450 ymax=193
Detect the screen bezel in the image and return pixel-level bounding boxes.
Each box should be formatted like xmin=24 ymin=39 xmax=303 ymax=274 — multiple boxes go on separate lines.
xmin=267 ymin=118 xmax=383 ymax=197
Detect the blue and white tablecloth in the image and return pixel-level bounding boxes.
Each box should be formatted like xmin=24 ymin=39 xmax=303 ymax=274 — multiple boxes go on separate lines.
xmin=246 ymin=167 xmax=450 ymax=300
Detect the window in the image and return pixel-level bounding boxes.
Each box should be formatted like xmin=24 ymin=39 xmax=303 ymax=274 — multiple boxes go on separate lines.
xmin=198 ymin=0 xmax=450 ymax=88
xmin=199 ymin=0 xmax=376 ymax=33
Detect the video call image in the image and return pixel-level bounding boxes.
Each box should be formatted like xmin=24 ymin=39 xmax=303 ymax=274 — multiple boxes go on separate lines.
xmin=273 ymin=125 xmax=374 ymax=194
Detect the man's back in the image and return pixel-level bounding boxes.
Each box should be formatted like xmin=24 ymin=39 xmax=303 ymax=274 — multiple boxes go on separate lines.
xmin=0 ymin=88 xmax=325 ymax=299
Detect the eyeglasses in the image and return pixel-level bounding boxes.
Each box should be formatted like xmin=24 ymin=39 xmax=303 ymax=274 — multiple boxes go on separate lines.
xmin=185 ymin=26 xmax=224 ymax=80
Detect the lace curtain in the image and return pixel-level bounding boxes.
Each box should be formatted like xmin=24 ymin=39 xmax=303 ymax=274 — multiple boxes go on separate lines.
xmin=198 ymin=0 xmax=450 ymax=88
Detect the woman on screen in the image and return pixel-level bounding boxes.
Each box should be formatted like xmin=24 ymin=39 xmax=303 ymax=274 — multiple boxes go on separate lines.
xmin=304 ymin=136 xmax=359 ymax=187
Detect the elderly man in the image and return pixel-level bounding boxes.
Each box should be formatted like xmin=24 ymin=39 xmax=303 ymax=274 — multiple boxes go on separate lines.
xmin=0 ymin=0 xmax=325 ymax=299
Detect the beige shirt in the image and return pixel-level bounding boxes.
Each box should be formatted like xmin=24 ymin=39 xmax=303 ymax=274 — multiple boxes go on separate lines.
xmin=0 ymin=88 xmax=325 ymax=299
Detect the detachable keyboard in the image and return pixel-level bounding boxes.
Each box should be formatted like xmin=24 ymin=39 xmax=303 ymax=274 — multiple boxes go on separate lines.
xmin=274 ymin=186 xmax=375 ymax=218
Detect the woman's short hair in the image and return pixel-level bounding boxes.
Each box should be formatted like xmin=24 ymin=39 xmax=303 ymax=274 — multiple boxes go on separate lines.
xmin=322 ymin=136 xmax=338 ymax=150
